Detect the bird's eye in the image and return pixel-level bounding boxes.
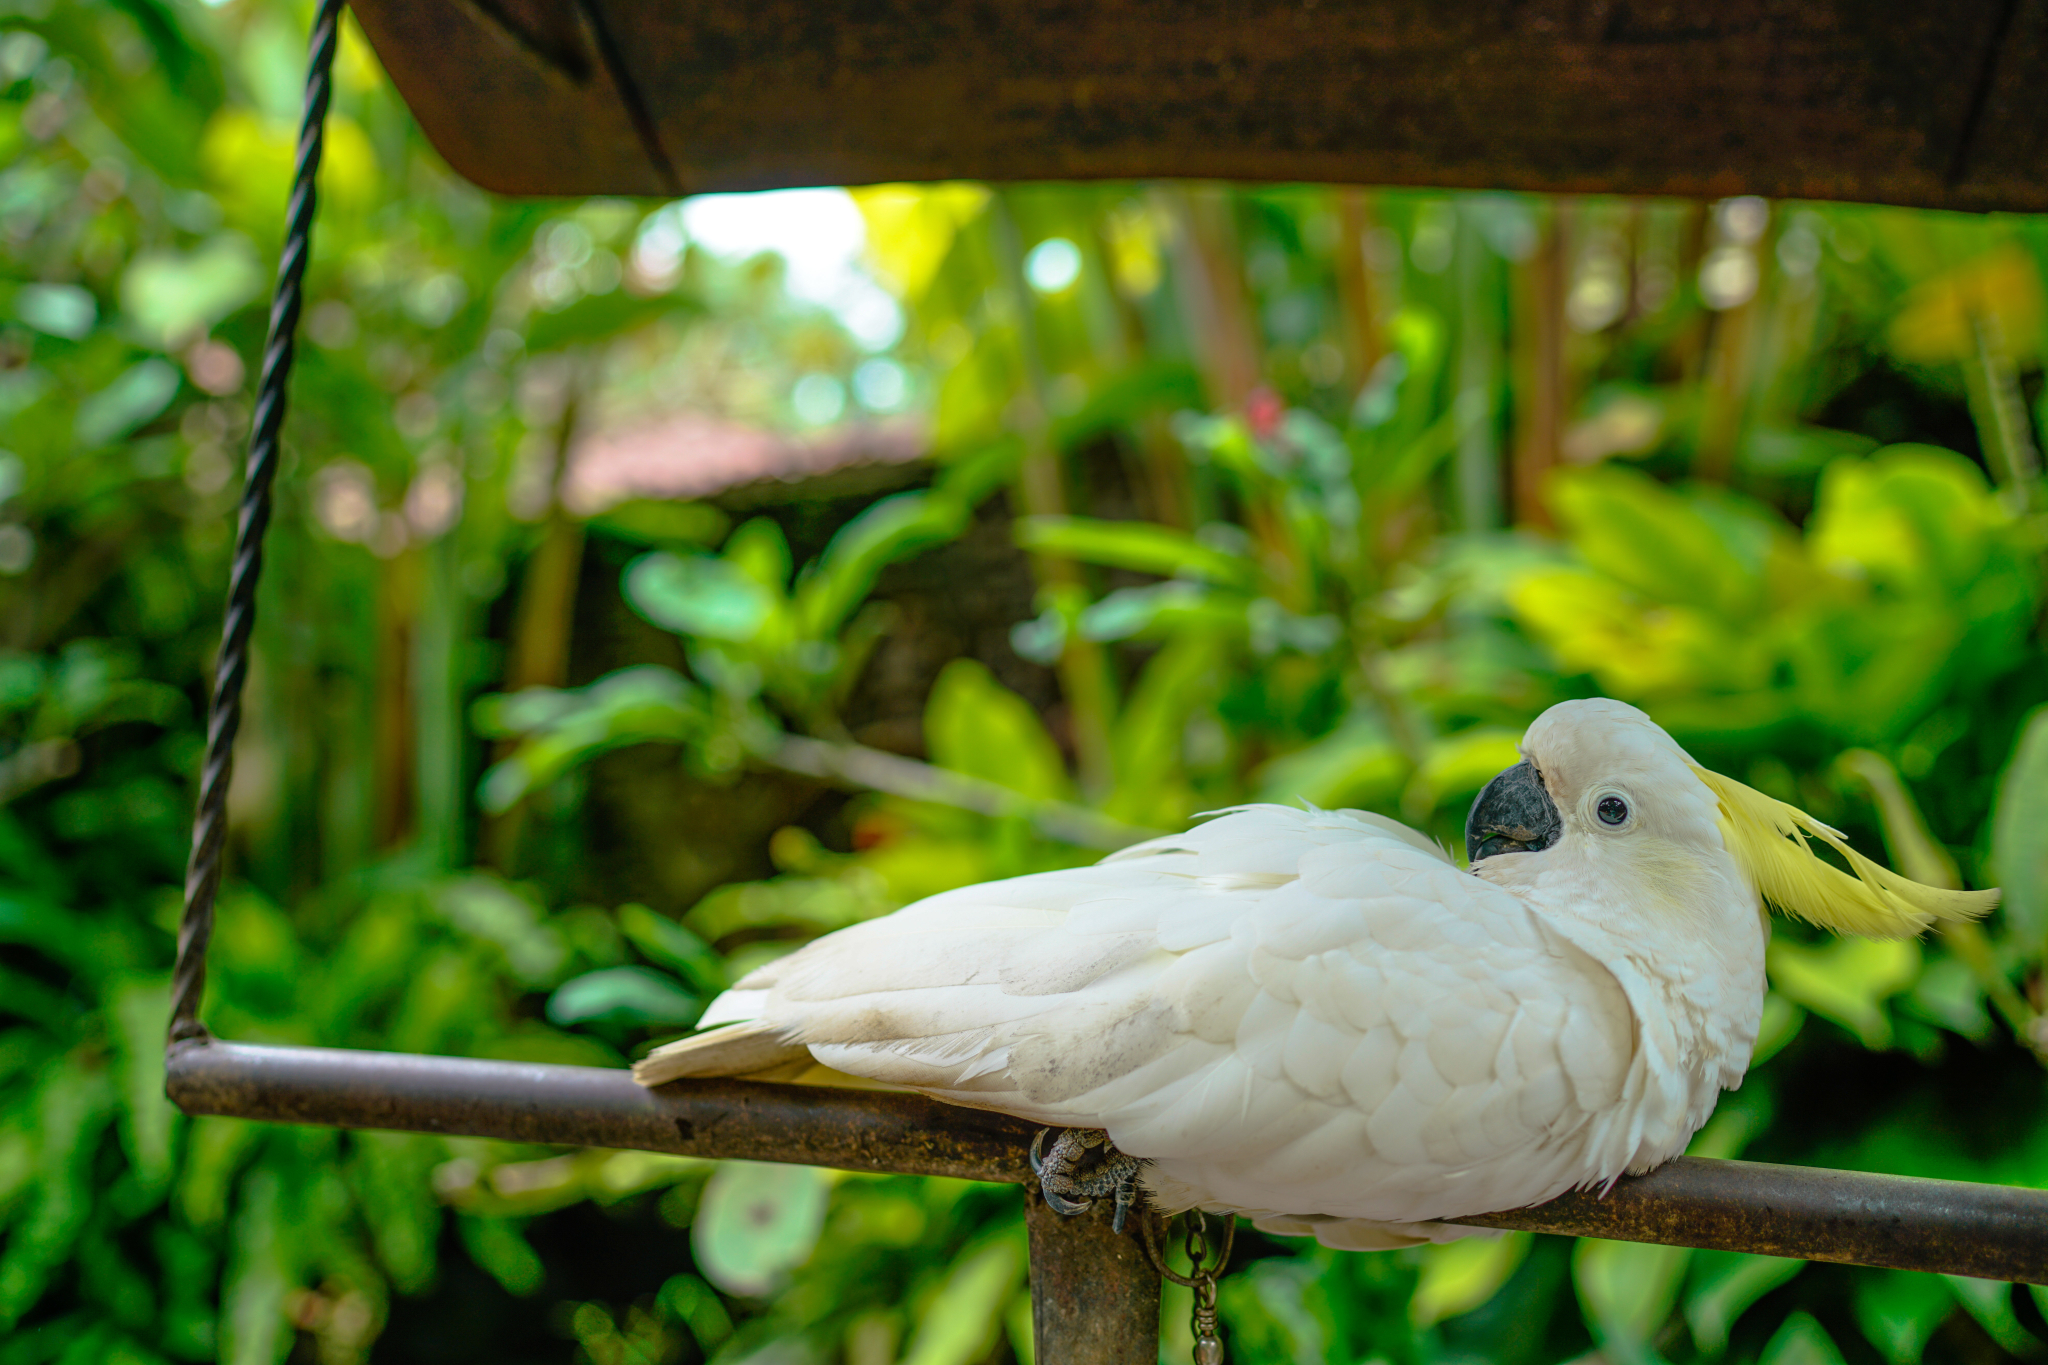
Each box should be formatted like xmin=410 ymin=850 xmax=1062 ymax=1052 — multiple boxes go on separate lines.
xmin=1597 ymin=795 xmax=1630 ymax=826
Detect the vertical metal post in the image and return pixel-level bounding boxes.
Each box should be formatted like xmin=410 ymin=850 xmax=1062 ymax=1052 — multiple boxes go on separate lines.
xmin=1025 ymin=1189 xmax=1162 ymax=1364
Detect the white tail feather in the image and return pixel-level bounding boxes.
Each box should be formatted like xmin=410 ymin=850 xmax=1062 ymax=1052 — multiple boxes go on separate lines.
xmin=632 ymin=1019 xmax=811 ymax=1086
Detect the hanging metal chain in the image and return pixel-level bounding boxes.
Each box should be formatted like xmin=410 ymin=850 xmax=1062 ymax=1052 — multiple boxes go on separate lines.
xmin=1141 ymin=1211 xmax=1236 ymax=1365
xmin=168 ymin=0 xmax=345 ymax=1047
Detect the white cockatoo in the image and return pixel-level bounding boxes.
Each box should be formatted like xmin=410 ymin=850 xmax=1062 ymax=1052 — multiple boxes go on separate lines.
xmin=634 ymin=698 xmax=1995 ymax=1247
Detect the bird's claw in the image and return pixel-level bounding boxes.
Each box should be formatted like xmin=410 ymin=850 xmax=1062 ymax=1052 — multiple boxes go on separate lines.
xmin=1044 ymin=1186 xmax=1095 ymax=1216
xmin=1032 ymin=1127 xmax=1144 ymax=1232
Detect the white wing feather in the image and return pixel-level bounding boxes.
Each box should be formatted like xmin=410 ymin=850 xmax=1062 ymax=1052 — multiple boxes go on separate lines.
xmin=702 ymin=804 xmax=1641 ymax=1237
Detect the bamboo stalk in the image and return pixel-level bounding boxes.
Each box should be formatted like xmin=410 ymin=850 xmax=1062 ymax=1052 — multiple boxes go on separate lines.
xmin=1333 ymin=188 xmax=1386 ymax=389
xmin=764 ymin=735 xmax=1160 ymax=851
xmin=481 ymin=383 xmax=586 ymax=871
xmin=1965 ymin=308 xmax=2044 ymax=503
xmin=1453 ymin=206 xmax=1503 ymax=532
xmin=989 ymin=190 xmax=1118 ymax=799
xmin=1158 ymin=184 xmax=1262 ymax=411
xmin=1510 ymin=200 xmax=1568 ymax=528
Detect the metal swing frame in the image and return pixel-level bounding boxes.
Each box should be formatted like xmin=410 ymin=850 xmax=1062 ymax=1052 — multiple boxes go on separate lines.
xmin=164 ymin=3 xmax=2048 ymax=1360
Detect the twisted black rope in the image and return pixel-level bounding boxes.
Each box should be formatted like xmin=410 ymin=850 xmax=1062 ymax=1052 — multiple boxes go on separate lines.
xmin=169 ymin=0 xmax=345 ymax=1047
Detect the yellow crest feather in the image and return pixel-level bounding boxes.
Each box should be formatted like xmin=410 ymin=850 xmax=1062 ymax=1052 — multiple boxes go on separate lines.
xmin=1688 ymin=764 xmax=1998 ymax=939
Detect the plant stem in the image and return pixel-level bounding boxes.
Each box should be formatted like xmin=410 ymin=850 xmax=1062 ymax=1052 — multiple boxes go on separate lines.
xmin=1838 ymin=748 xmax=2045 ymax=1065
xmin=1964 ymin=309 xmax=2043 ymax=506
xmin=765 ymin=734 xmax=1161 ymax=852
xmin=989 ymin=189 xmax=1118 ymax=800
xmin=1510 ymin=200 xmax=1567 ymax=527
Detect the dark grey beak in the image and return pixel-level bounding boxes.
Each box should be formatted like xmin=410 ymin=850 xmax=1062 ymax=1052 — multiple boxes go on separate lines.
xmin=1465 ymin=759 xmax=1562 ymax=865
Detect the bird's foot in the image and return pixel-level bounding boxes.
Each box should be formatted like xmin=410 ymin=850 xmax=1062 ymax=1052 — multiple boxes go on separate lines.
xmin=1030 ymin=1128 xmax=1144 ymax=1233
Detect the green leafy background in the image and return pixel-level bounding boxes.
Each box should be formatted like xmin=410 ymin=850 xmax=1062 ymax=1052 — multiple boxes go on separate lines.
xmin=4 ymin=2 xmax=2048 ymax=1363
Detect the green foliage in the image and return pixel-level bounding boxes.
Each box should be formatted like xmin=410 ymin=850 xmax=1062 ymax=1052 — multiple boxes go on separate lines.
xmin=8 ymin=3 xmax=2048 ymax=1362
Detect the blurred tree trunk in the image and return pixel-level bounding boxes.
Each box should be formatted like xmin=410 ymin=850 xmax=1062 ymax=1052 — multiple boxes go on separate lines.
xmin=372 ymin=549 xmax=419 ymax=850
xmin=1697 ymin=254 xmax=1764 ymax=483
xmin=480 ymin=388 xmax=586 ymax=872
xmin=1511 ymin=201 xmax=1568 ymax=528
xmin=412 ymin=531 xmax=464 ymax=870
xmin=1088 ymin=211 xmax=1190 ymax=530
xmin=1454 ymin=207 xmax=1504 ymax=532
xmin=1159 ymin=185 xmax=1262 ymax=411
xmin=991 ymin=191 xmax=1117 ymax=799
xmin=1963 ymin=309 xmax=2044 ymax=500
xmin=1333 ymin=189 xmax=1386 ymax=390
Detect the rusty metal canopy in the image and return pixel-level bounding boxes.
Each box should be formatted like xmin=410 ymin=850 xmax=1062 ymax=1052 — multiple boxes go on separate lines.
xmin=348 ymin=0 xmax=2048 ymax=208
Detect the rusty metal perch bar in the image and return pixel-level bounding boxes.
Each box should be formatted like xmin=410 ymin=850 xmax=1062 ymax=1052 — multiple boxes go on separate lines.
xmin=167 ymin=1040 xmax=2048 ymax=1290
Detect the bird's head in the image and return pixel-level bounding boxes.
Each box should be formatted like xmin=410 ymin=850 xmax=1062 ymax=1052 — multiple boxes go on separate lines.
xmin=1465 ymin=698 xmax=1997 ymax=938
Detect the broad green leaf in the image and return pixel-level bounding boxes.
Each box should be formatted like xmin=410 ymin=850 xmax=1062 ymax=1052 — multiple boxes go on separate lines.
xmin=692 ymin=1162 xmax=831 ymax=1297
xmin=1255 ymin=715 xmax=1410 ymax=813
xmin=217 ymin=1165 xmax=291 ymax=1365
xmin=108 ymin=978 xmax=176 ymax=1198
xmin=1766 ymin=937 xmax=1920 ymax=1050
xmin=75 ymin=361 xmax=180 ymax=448
xmin=1835 ymin=750 xmax=1959 ymax=888
xmin=351 ymin=1132 xmax=440 ymax=1295
xmin=1906 ymin=954 xmax=1993 ymax=1040
xmin=797 ymin=491 xmax=971 ymax=635
xmin=1218 ymin=1255 xmax=1330 ymax=1365
xmin=475 ymin=667 xmax=707 ymax=812
xmin=1992 ymin=705 xmax=2048 ymax=944
xmin=1684 ymin=1251 xmax=1803 ymax=1354
xmin=1511 ymin=568 xmax=1761 ymax=698
xmin=12 ymin=284 xmax=95 ymax=340
xmin=0 ymin=892 xmax=114 ymax=980
xmin=1886 ymin=245 xmax=2042 ymax=366
xmin=1077 ymin=582 xmax=1244 ymax=642
xmin=1549 ymin=465 xmax=1765 ymax=620
xmin=1047 ymin=359 xmax=1205 ymax=451
xmin=457 ymin=1215 xmax=544 ymax=1297
xmin=434 ymin=878 xmax=568 ymax=987
xmin=523 ymin=288 xmax=693 ymax=354
xmin=1854 ymin=1269 xmax=1954 ymax=1364
xmin=1574 ymin=1237 xmax=1691 ymax=1355
xmin=1410 ymin=1233 xmax=1531 ymax=1327
xmin=659 ymin=1273 xmax=734 ymax=1350
xmin=853 ymin=182 xmax=990 ymax=304
xmin=685 ymin=874 xmax=885 ymax=944
xmin=1809 ymin=446 xmax=2014 ymax=596
xmin=0 ymin=1064 xmax=114 ymax=1328
xmin=588 ymin=499 xmax=730 ymax=549
xmin=900 ymin=1235 xmax=1025 ymax=1365
xmin=1015 ymin=515 xmax=1253 ymax=586
xmin=119 ymin=235 xmax=262 ymax=348
xmin=626 ymin=552 xmax=777 ymax=643
xmin=545 ymin=967 xmax=701 ymax=1028
xmin=1109 ymin=634 xmax=1225 ymax=824
xmin=1943 ymin=1275 xmax=2036 ymax=1356
xmin=1752 ymin=992 xmax=1806 ymax=1065
xmin=1404 ymin=729 xmax=1524 ymax=820
xmin=176 ymin=1117 xmax=261 ymax=1232
xmin=201 ymin=107 xmax=378 ymax=229
xmin=617 ymin=904 xmax=727 ymax=993
xmin=1760 ymin=1311 xmax=1848 ymax=1365
xmin=722 ymin=517 xmax=794 ymax=592
xmin=924 ymin=658 xmax=1071 ymax=802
